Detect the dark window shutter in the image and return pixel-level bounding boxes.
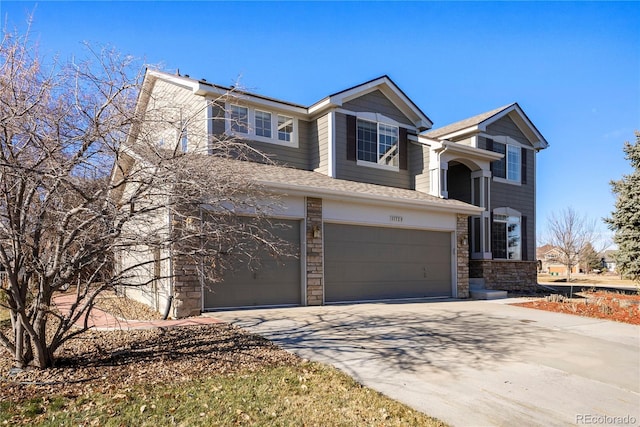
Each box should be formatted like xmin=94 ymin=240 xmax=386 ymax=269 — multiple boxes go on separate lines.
xmin=521 ymin=215 xmax=528 ymax=260
xmin=521 ymin=148 xmax=527 ymax=185
xmin=346 ymin=115 xmax=356 ymax=161
xmin=399 ymin=127 xmax=408 ymax=170
xmin=487 ymin=138 xmax=494 ymax=174
xmin=486 ymin=138 xmax=494 ymax=151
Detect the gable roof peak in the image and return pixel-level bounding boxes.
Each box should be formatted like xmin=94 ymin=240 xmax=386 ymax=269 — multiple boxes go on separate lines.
xmin=425 ymin=102 xmax=549 ymax=150
xmin=310 ymin=74 xmax=433 ymax=130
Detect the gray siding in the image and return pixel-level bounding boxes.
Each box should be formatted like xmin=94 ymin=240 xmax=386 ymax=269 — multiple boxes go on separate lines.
xmin=308 ymin=115 xmax=320 ymax=170
xmin=209 ymin=103 xmax=310 ymax=170
xmin=485 ymin=115 xmax=531 ymax=147
xmin=343 ymin=90 xmax=414 ymax=126
xmin=313 ymin=114 xmax=329 ymax=174
xmin=478 ymin=115 xmax=537 ymax=261
xmin=409 ymin=142 xmax=430 ymax=192
xmin=334 ymin=112 xmax=411 ymax=189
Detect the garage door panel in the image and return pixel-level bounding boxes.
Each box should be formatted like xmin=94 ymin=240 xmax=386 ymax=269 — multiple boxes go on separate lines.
xmin=204 ymin=219 xmax=301 ymax=309
xmin=325 ymin=223 xmax=452 ymax=302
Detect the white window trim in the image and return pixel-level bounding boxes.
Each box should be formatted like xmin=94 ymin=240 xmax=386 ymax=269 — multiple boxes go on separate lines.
xmin=492 ymin=207 xmax=522 ymax=260
xmin=254 ymin=108 xmax=273 ymax=139
xmin=356 ymin=159 xmax=399 ymax=171
xmin=356 ymin=117 xmax=400 ymax=172
xmin=224 ymin=102 xmax=299 ymax=148
xmin=490 ymin=137 xmax=521 ymax=185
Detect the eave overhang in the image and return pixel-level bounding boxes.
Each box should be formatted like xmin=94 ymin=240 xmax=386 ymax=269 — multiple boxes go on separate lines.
xmin=257 ymin=179 xmax=483 ymax=216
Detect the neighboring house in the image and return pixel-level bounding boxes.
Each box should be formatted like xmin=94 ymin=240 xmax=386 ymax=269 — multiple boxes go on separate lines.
xmin=116 ymin=70 xmax=549 ymax=318
xmin=601 ymin=250 xmax=618 ymax=272
xmin=536 ymin=244 xmax=580 ymax=275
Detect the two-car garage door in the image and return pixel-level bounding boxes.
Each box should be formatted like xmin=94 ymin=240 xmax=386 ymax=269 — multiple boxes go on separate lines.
xmin=324 ymin=223 xmax=452 ymax=302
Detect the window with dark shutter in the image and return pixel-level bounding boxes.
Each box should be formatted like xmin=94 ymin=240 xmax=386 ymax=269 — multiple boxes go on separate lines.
xmin=399 ymin=128 xmax=408 ymax=170
xmin=346 ymin=115 xmax=356 ymax=161
xmin=521 ymin=215 xmax=528 ymax=260
xmin=491 ymin=141 xmax=507 ymax=179
xmin=521 ymin=148 xmax=527 ymax=185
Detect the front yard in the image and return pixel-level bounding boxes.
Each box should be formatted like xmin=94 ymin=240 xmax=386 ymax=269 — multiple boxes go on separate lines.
xmin=0 ymin=308 xmax=446 ymax=426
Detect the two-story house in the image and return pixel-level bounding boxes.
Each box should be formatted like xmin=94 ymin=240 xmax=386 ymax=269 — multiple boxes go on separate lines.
xmin=116 ymin=70 xmax=548 ymax=318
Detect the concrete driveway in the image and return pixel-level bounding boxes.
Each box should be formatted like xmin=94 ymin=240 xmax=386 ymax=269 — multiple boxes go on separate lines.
xmin=210 ymin=299 xmax=640 ymax=426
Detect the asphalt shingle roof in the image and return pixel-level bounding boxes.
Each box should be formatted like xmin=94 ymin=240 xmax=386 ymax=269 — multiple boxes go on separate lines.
xmin=425 ymin=104 xmax=515 ymax=139
xmin=222 ymin=158 xmax=480 ymax=213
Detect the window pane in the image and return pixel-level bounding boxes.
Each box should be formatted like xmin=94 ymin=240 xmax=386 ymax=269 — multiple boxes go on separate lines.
xmin=357 ymin=119 xmax=377 ymax=163
xmin=230 ymin=105 xmax=248 ymax=133
xmin=507 ymin=145 xmax=521 ymax=182
xmin=473 ymin=216 xmax=481 ymax=253
xmin=378 ymin=124 xmax=398 ymax=166
xmin=180 ymin=127 xmax=188 ymax=152
xmin=255 ymin=110 xmax=272 ymax=138
xmin=277 ymin=115 xmax=293 ymax=142
xmin=491 ymin=142 xmax=506 ymax=179
xmin=507 ymin=216 xmax=521 ymax=260
xmin=492 ymin=221 xmax=507 ymax=259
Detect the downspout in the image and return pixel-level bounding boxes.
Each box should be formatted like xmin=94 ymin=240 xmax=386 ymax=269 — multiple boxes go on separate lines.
xmin=163 ymin=205 xmax=174 ymax=320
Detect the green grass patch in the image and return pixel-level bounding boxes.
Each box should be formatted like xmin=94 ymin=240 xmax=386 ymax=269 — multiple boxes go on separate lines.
xmin=0 ymin=306 xmax=10 ymax=327
xmin=3 ymin=362 xmax=447 ymax=426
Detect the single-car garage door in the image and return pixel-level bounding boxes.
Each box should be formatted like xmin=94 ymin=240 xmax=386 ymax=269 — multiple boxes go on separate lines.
xmin=325 ymin=223 xmax=452 ymax=302
xmin=204 ymin=219 xmax=301 ymax=309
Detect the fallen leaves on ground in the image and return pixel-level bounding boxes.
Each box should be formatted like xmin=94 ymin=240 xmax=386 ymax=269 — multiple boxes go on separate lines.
xmin=513 ymin=291 xmax=640 ymax=325
xmin=0 ymin=323 xmax=300 ymax=403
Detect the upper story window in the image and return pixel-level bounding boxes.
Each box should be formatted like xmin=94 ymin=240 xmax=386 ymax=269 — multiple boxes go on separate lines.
xmin=255 ymin=110 xmax=271 ymax=138
xmin=277 ymin=115 xmax=294 ymax=142
xmin=230 ymin=105 xmax=249 ymax=134
xmin=487 ymin=137 xmax=524 ymax=184
xmin=226 ymin=103 xmax=298 ymax=147
xmin=357 ymin=118 xmax=399 ymax=168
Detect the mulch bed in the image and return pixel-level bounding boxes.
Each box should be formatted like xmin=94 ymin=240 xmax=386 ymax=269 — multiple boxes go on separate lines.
xmin=513 ymin=291 xmax=640 ymax=325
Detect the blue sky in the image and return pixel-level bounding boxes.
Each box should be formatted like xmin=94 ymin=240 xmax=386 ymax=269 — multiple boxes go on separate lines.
xmin=2 ymin=1 xmax=638 ymax=246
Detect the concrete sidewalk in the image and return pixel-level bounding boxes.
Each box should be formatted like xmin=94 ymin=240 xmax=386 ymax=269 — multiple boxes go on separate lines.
xmin=210 ymin=299 xmax=640 ymax=427
xmin=54 ymin=293 xmax=222 ymax=331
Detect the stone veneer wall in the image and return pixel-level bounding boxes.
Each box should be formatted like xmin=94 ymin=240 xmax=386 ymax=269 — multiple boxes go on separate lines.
xmin=456 ymin=214 xmax=470 ymax=298
xmin=469 ymin=260 xmax=538 ymax=291
xmin=306 ymin=197 xmax=324 ymax=305
xmin=172 ymin=254 xmax=202 ymax=318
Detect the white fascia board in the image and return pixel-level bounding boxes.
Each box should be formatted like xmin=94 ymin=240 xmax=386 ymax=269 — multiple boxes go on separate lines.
xmin=147 ymin=69 xmax=200 ymax=92
xmin=335 ymin=77 xmax=388 ymax=104
xmin=309 ymin=77 xmax=432 ymax=129
xmin=375 ymin=83 xmax=433 ymax=129
xmin=198 ymin=86 xmax=308 ymax=116
xmin=256 ymin=181 xmax=484 ymax=216
xmin=417 ymin=135 xmax=441 ymax=146
xmin=510 ymin=105 xmax=549 ymax=150
xmin=308 ymin=97 xmax=335 ymax=115
xmin=435 ymin=125 xmax=481 ymax=141
xmin=440 ymin=140 xmax=504 ymax=161
xmin=480 ymin=104 xmax=549 ymax=150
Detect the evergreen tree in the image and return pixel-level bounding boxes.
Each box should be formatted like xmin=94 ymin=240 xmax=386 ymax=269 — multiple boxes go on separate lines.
xmin=606 ymin=132 xmax=640 ymax=282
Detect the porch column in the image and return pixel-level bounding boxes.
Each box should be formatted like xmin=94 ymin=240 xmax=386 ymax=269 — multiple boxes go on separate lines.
xmin=429 ymin=162 xmax=449 ymax=198
xmin=471 ymin=170 xmax=492 ymax=259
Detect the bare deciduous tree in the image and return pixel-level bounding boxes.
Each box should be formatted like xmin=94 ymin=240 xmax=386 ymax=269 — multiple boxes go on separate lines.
xmin=544 ymin=207 xmax=600 ymax=282
xmin=0 ymin=25 xmax=288 ymax=369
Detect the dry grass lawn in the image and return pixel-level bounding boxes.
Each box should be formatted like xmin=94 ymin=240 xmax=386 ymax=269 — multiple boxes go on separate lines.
xmin=0 ymin=296 xmax=447 ymax=426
